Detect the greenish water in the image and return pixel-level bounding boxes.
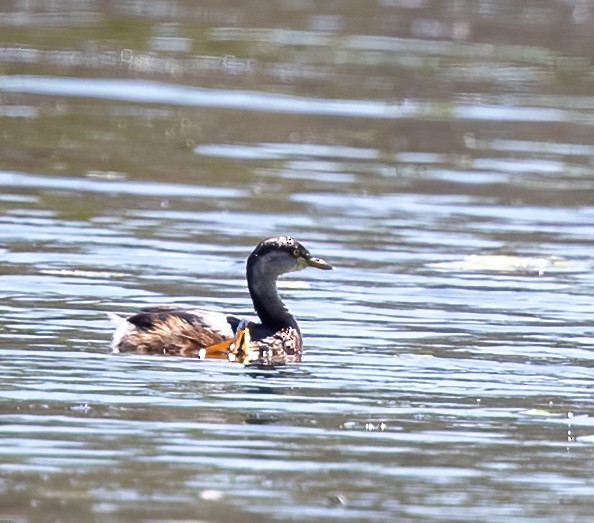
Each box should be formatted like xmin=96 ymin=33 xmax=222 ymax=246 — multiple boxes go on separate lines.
xmin=2 ymin=1 xmax=594 ymax=521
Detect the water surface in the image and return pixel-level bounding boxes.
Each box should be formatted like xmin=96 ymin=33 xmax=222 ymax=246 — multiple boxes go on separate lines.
xmin=2 ymin=1 xmax=594 ymax=521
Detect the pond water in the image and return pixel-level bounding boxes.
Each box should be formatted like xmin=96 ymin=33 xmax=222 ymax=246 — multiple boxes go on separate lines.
xmin=2 ymin=1 xmax=594 ymax=521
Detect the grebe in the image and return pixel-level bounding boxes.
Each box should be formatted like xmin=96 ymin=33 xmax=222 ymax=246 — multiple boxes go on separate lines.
xmin=109 ymin=236 xmax=332 ymax=365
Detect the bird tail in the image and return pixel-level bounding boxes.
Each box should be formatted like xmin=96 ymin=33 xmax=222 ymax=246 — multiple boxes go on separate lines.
xmin=106 ymin=312 xmax=130 ymax=352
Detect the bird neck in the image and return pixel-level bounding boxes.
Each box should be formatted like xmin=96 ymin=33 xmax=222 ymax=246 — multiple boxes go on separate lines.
xmin=247 ymin=262 xmax=298 ymax=330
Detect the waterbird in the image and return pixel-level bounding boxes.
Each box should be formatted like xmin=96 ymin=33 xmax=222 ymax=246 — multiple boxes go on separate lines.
xmin=109 ymin=236 xmax=332 ymax=365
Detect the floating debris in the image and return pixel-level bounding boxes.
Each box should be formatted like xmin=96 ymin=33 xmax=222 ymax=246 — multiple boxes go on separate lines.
xmin=430 ymin=255 xmax=581 ymax=275
xmin=521 ymin=408 xmax=562 ymax=417
xmin=200 ymin=489 xmax=224 ymax=501
xmin=85 ymin=170 xmax=127 ymax=181
xmin=327 ymin=494 xmax=347 ymax=507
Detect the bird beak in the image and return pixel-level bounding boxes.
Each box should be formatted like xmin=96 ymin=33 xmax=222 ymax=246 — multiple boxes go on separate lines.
xmin=307 ymin=256 xmax=333 ymax=270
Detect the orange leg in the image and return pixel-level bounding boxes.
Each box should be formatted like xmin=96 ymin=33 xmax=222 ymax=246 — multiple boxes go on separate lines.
xmin=199 ymin=338 xmax=234 ymax=359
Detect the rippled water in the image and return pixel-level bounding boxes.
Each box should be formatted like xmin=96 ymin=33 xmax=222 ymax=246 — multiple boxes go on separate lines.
xmin=2 ymin=1 xmax=594 ymax=521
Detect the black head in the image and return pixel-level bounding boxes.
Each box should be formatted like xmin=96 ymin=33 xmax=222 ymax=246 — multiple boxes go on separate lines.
xmin=247 ymin=236 xmax=332 ymax=277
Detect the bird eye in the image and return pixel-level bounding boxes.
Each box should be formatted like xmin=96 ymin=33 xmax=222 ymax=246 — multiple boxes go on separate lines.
xmin=293 ymin=248 xmax=300 ymax=257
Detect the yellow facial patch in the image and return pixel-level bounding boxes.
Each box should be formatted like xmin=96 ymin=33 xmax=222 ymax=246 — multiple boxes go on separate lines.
xmin=296 ymin=257 xmax=309 ymax=269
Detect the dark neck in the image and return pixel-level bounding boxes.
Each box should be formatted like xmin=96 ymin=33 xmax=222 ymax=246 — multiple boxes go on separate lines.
xmin=247 ymin=261 xmax=298 ymax=331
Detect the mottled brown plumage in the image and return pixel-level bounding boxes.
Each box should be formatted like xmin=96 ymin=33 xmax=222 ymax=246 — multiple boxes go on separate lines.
xmin=109 ymin=236 xmax=332 ymax=365
xmin=111 ymin=309 xmax=236 ymax=357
